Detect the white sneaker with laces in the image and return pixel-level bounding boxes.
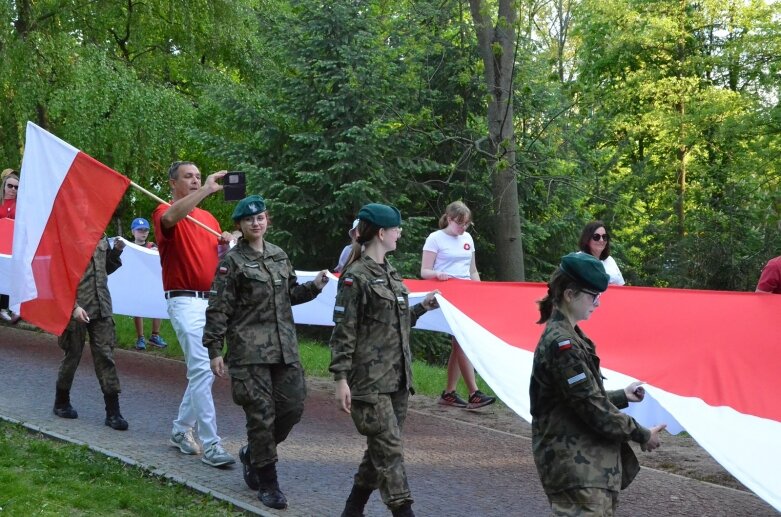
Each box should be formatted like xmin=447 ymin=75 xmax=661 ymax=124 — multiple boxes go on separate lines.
xmin=201 ymin=442 xmax=236 ymax=467
xmin=170 ymin=429 xmax=201 ymax=455
xmin=0 ymin=309 xmax=11 ymax=322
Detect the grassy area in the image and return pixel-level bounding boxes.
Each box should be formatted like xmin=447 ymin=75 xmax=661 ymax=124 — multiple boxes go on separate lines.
xmin=299 ymin=339 xmax=498 ymax=400
xmin=113 ymin=315 xmax=181 ymax=358
xmin=114 ymin=319 xmax=498 ymax=401
xmin=0 ymin=421 xmax=240 ymax=515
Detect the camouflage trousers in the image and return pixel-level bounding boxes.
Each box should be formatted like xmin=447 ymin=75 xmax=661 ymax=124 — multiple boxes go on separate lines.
xmin=547 ymin=487 xmax=618 ymax=516
xmin=351 ymin=388 xmax=411 ymax=510
xmin=56 ymin=316 xmax=121 ymax=395
xmin=230 ymin=362 xmax=306 ymax=469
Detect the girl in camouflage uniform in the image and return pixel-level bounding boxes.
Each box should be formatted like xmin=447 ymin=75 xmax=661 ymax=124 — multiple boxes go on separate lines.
xmin=330 ymin=203 xmax=438 ymax=517
xmin=203 ymin=195 xmax=329 ymax=510
xmin=530 ymin=252 xmax=666 ymax=516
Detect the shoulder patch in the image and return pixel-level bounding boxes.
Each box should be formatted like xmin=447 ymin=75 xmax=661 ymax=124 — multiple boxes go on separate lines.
xmin=219 ymin=265 xmax=229 ymax=275
xmin=343 ymin=277 xmax=353 ymax=286
xmin=557 ymin=339 xmax=572 ymax=352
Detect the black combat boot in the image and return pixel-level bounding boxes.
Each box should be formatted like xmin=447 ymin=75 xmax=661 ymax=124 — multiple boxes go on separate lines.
xmin=53 ymin=389 xmax=78 ymax=419
xmin=103 ymin=393 xmax=129 ymax=431
xmin=257 ymin=463 xmax=288 ymax=510
xmin=239 ymin=444 xmax=260 ymax=490
xmin=391 ymin=502 xmax=415 ymax=517
xmin=341 ymin=484 xmax=373 ymax=517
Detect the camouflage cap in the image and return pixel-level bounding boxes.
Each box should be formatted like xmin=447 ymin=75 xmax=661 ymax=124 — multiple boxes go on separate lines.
xmin=357 ymin=203 xmax=401 ymax=229
xmin=231 ymin=194 xmax=267 ymax=221
xmin=560 ymin=252 xmax=609 ymax=292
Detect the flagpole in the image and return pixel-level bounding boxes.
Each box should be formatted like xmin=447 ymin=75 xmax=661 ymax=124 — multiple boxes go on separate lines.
xmin=129 ymin=181 xmax=222 ymax=238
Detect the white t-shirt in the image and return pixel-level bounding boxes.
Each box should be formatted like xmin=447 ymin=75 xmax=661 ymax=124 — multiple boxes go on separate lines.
xmin=576 ymin=251 xmax=625 ymax=286
xmin=422 ymin=230 xmax=475 ymax=280
xmin=601 ymin=255 xmax=625 ymax=286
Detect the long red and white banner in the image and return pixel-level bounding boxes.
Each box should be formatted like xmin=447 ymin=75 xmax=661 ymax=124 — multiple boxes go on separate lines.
xmin=1 ymin=226 xmax=779 ymax=510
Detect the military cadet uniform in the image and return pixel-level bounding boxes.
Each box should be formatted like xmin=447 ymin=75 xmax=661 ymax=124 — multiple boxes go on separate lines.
xmin=203 ymin=195 xmax=323 ymax=510
xmin=330 ymin=253 xmax=428 ymax=515
xmin=530 ymin=253 xmax=651 ymax=516
xmin=54 ymin=236 xmax=128 ymax=430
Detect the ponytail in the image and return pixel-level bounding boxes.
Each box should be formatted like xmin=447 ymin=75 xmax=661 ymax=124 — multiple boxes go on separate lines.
xmin=345 ymin=220 xmax=381 ymax=268
xmin=536 ymin=269 xmax=581 ymax=323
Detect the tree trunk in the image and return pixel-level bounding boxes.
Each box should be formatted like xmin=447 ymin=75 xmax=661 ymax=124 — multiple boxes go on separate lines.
xmin=469 ymin=0 xmax=525 ymax=280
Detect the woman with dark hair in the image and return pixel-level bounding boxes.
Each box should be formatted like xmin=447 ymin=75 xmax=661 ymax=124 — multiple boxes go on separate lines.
xmin=330 ymin=203 xmax=439 ymax=517
xmin=578 ymin=220 xmax=625 ymax=286
xmin=530 ymin=252 xmax=665 ymax=515
xmin=1 ymin=169 xmax=20 ymax=323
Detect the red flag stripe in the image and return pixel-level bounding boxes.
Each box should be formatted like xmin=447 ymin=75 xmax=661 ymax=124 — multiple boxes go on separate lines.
xmin=20 ymin=151 xmax=129 ymax=335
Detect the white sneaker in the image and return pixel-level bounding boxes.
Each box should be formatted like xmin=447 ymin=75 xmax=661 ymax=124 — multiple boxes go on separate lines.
xmin=170 ymin=429 xmax=201 ymax=455
xmin=0 ymin=309 xmax=11 ymax=322
xmin=201 ymin=442 xmax=235 ymax=467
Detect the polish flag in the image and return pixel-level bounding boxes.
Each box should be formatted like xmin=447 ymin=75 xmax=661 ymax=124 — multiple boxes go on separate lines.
xmin=9 ymin=122 xmax=130 ymax=335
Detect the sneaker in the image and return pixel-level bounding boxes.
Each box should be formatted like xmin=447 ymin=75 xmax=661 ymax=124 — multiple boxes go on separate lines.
xmin=135 ymin=336 xmax=146 ymax=350
xmin=467 ymin=390 xmax=496 ymax=409
xmin=438 ymin=390 xmax=468 ymax=408
xmin=202 ymin=442 xmax=236 ymax=467
xmin=0 ymin=309 xmax=11 ymax=322
xmin=148 ymin=334 xmax=168 ymax=348
xmin=170 ymin=429 xmax=201 ymax=455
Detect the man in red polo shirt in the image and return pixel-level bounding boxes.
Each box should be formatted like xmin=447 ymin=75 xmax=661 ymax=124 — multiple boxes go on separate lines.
xmin=756 ymin=255 xmax=781 ymax=294
xmin=152 ymin=161 xmax=236 ymax=467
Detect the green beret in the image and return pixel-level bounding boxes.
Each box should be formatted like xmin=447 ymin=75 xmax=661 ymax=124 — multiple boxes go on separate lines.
xmin=357 ymin=203 xmax=401 ymax=229
xmin=560 ymin=252 xmax=609 ymax=292
xmin=231 ymin=195 xmax=267 ymax=222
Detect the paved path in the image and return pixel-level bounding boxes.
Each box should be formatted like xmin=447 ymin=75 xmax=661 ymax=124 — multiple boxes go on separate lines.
xmin=0 ymin=325 xmax=776 ymax=516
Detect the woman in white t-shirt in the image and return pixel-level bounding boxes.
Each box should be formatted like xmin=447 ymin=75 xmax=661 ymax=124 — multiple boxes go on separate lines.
xmin=577 ymin=220 xmax=625 ymax=286
xmin=421 ymin=201 xmax=496 ymax=409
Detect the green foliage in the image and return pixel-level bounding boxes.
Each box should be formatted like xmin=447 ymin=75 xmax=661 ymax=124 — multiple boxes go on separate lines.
xmin=2 ymin=0 xmax=781 ymax=289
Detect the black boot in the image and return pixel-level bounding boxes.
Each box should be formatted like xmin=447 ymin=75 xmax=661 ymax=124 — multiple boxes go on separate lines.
xmin=257 ymin=463 xmax=288 ymax=510
xmin=53 ymin=389 xmax=78 ymax=419
xmin=391 ymin=502 xmax=415 ymax=517
xmin=239 ymin=444 xmax=260 ymax=490
xmin=103 ymin=393 xmax=128 ymax=431
xmin=341 ymin=485 xmax=373 ymax=517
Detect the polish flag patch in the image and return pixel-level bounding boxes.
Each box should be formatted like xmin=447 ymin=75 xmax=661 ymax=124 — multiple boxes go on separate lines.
xmin=557 ymin=339 xmax=572 ymax=351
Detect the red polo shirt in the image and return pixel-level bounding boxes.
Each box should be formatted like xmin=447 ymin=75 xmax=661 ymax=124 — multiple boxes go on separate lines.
xmin=152 ymin=204 xmax=222 ymax=291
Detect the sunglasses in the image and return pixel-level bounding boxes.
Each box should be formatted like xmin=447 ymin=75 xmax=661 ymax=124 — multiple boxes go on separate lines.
xmin=581 ymin=289 xmax=602 ymax=306
xmin=5 ymin=184 xmax=18 ymax=190
xmin=591 ymin=233 xmax=609 ymax=242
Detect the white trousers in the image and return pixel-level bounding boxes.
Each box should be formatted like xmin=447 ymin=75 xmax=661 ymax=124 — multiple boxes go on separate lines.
xmin=167 ymin=297 xmax=220 ymax=449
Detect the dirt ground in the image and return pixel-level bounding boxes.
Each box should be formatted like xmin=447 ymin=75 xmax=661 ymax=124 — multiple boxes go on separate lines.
xmin=308 ymin=378 xmax=745 ymax=493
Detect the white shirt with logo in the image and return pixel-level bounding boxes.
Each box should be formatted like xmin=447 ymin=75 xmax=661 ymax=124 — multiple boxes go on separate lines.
xmin=422 ymin=229 xmax=475 ymax=280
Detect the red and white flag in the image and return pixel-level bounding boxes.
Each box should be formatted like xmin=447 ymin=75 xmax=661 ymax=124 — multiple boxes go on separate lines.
xmin=9 ymin=122 xmax=130 ymax=335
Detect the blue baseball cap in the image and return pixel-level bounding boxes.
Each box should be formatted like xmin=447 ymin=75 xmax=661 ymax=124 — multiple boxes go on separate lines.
xmin=131 ymin=217 xmax=150 ymax=231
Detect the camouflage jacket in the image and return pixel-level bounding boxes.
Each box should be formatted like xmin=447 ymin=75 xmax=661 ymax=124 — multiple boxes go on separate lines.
xmin=529 ymin=310 xmax=651 ymax=494
xmin=74 ymin=237 xmax=122 ymax=319
xmin=203 ymin=238 xmax=321 ymax=367
xmin=328 ymin=255 xmax=427 ymax=397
